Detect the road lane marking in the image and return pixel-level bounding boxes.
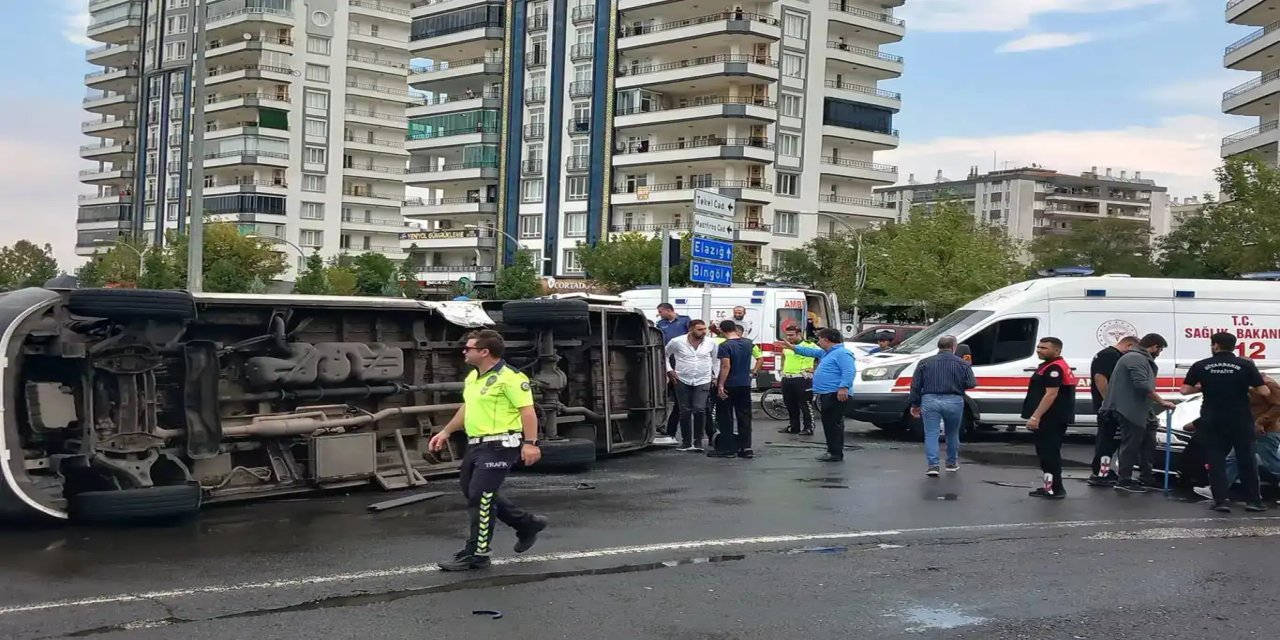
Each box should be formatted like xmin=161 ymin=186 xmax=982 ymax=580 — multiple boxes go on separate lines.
xmin=1085 ymin=525 xmax=1280 ymax=540
xmin=3 ymin=516 xmax=1278 ymax=617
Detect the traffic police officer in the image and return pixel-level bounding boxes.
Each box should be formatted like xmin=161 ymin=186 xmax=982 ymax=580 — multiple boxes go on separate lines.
xmin=778 ymin=325 xmax=817 ymax=435
xmin=1181 ymin=332 xmax=1271 ymax=513
xmin=430 ymin=329 xmax=548 ymax=571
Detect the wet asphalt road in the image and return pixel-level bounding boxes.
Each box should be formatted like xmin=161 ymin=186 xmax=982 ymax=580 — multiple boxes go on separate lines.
xmin=2 ymin=421 xmax=1279 ymax=639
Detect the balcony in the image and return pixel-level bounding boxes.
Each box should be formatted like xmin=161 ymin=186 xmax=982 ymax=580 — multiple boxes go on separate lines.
xmin=347 ymin=80 xmax=419 ymax=103
xmin=616 ymin=54 xmax=778 ymax=91
xmin=1223 ymin=69 xmax=1280 ymax=116
xmin=83 ymin=90 xmax=136 ymax=115
xmin=82 ymin=116 xmax=136 ymax=137
xmin=80 ymin=140 xmax=135 ymax=161
xmin=826 ymin=41 xmax=903 ymax=79
xmin=347 ymin=53 xmax=410 ymax=77
xmin=86 ymin=40 xmax=139 ymax=66
xmin=206 ymin=3 xmax=294 ymax=31
xmin=345 ymin=107 xmax=409 ymax=129
xmin=409 ymin=55 xmax=503 ymax=85
xmin=344 ymin=161 xmax=411 ymax=181
xmin=523 ymin=123 xmax=545 ymax=140
xmin=568 ymin=81 xmax=593 ymax=98
xmin=204 ymin=180 xmax=289 ymax=197
xmin=611 ymin=179 xmax=773 ymax=206
xmin=403 ymin=195 xmax=499 ymax=217
xmin=567 ymin=118 xmax=592 ymax=135
xmin=527 ymin=50 xmax=548 ymax=68
xmin=734 ymin=221 xmax=773 ymax=244
xmin=817 ymin=194 xmax=898 ymax=221
xmin=205 ymin=91 xmax=291 ymax=114
xmin=827 ymin=2 xmax=906 ymax=43
xmin=1229 ymin=0 xmax=1280 ymax=26
xmin=343 ymin=134 xmax=409 ymax=156
xmin=203 ymin=147 xmax=291 ymax=168
xmin=409 ymin=20 xmax=504 ymax=56
xmin=566 ymin=155 xmax=590 ymax=173
xmin=412 ymin=265 xmax=496 ymax=284
xmin=398 ymin=228 xmax=498 ymax=250
xmin=342 ymin=187 xmax=405 ymax=207
xmin=525 ymin=87 xmax=547 ymax=104
xmin=521 ymin=159 xmax=544 ymax=175
xmin=77 ymin=192 xmax=133 ymax=209
xmin=572 ymin=5 xmax=595 ymax=24
xmin=570 ymin=43 xmax=594 ymax=61
xmin=349 ymin=0 xmax=412 ymax=21
xmin=821 ymin=123 xmax=899 ymax=149
xmin=406 ymin=89 xmax=502 ymax=117
xmin=411 ymin=0 xmax=489 ymax=17
xmin=615 ymin=95 xmax=776 ymax=128
xmin=403 ymin=160 xmax=501 ymax=185
xmin=819 ymin=157 xmax=897 ymax=184
xmin=86 ymin=11 xmax=143 ymax=44
xmin=617 ymin=12 xmax=780 ymax=51
xmin=205 ymin=63 xmax=297 ymax=87
xmin=405 ymin=125 xmax=499 ymax=151
xmin=614 ymin=138 xmax=774 ymax=168
xmin=529 ymin=12 xmax=548 ymax=31
xmin=1223 ymin=120 xmax=1280 ymax=157
xmin=206 ymin=34 xmax=294 ymax=59
xmin=1226 ymin=18 xmax=1280 ymax=70
xmin=824 ymin=80 xmax=901 ymax=112
xmin=80 ymin=167 xmax=135 ymax=185
xmin=84 ymin=66 xmax=138 ymax=91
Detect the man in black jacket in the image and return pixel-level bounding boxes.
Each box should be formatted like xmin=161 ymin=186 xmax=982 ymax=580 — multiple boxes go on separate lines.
xmin=1087 ymin=336 xmax=1138 ymax=486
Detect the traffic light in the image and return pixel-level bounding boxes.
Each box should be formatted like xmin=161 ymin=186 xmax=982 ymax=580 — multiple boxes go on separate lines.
xmin=667 ymin=236 xmax=681 ymax=267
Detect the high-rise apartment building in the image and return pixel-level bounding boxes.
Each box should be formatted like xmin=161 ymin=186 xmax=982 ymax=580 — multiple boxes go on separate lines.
xmin=1222 ymin=0 xmax=1280 ymax=163
xmin=404 ymin=0 xmax=905 ymax=286
xmin=876 ymin=166 xmax=1172 ymax=243
xmin=78 ymin=0 xmax=414 ymax=278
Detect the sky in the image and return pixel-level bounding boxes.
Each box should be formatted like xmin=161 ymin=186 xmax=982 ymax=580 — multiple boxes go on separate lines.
xmin=0 ymin=0 xmax=1250 ymax=269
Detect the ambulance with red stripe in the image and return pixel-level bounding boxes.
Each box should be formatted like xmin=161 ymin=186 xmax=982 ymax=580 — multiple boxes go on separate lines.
xmin=849 ymin=276 xmax=1280 ymax=434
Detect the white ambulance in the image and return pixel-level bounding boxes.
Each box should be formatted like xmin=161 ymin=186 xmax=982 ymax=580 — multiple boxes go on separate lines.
xmin=618 ymin=284 xmax=841 ymax=387
xmin=849 ymin=276 xmax=1280 ymax=434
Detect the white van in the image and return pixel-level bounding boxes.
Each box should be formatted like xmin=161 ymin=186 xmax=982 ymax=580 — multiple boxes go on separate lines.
xmin=619 ymin=285 xmax=840 ymax=386
xmin=850 ymin=276 xmax=1280 ymax=433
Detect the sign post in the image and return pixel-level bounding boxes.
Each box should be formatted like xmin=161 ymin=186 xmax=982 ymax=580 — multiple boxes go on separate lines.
xmin=691 ymin=189 xmax=736 ymax=322
xmin=660 ymin=231 xmax=670 ymax=305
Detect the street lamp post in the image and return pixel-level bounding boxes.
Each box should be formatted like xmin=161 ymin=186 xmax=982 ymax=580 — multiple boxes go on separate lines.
xmin=813 ymin=212 xmax=866 ymax=331
xmin=186 ymin=1 xmax=210 ymax=292
xmin=93 ymin=239 xmax=145 ymax=283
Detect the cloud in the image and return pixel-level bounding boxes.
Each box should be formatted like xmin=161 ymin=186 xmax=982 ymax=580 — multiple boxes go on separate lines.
xmin=898 ymin=0 xmax=1180 ymax=33
xmin=882 ymin=115 xmax=1236 ymax=198
xmin=61 ymin=1 xmax=93 ymax=47
xmin=996 ymin=32 xmax=1094 ymax=53
xmin=1144 ymin=72 xmax=1252 ymax=111
xmin=0 ymin=102 xmax=89 ymax=270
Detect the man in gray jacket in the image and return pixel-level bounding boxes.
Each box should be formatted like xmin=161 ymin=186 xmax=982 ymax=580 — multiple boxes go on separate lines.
xmin=1100 ymin=333 xmax=1177 ymax=493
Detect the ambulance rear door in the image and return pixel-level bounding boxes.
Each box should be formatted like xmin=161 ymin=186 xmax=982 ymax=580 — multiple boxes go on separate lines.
xmin=1172 ymin=280 xmax=1280 ymax=372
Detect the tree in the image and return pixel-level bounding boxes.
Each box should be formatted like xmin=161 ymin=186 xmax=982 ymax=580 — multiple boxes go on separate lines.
xmin=74 ymin=237 xmax=148 ymax=288
xmin=351 ymin=252 xmax=398 ymax=296
xmin=327 ymin=266 xmax=358 ymax=296
xmin=293 ymin=251 xmax=329 ymax=295
xmin=0 ymin=241 xmax=59 ymax=290
xmin=576 ymin=232 xmax=764 ymax=293
xmin=137 ymin=246 xmax=183 ymax=290
xmin=1028 ymin=218 xmax=1158 ymax=277
xmin=495 ymin=249 xmax=541 ymax=299
xmin=772 ymin=234 xmax=864 ymax=311
xmin=1155 ymin=156 xmax=1280 ymax=278
xmin=397 ymin=259 xmax=422 ymax=299
xmin=160 ymin=223 xmax=288 ymax=293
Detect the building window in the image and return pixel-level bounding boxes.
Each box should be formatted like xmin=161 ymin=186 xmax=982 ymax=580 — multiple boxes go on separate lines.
xmin=782 ymin=53 xmax=804 ymax=78
xmin=163 ymin=40 xmax=188 ymax=61
xmin=166 ymin=15 xmax=189 ymax=34
xmin=777 ymin=173 xmax=798 ymax=196
xmin=166 ymin=202 xmax=179 ymax=221
xmin=566 ymin=176 xmax=588 ymax=200
xmin=526 ymin=249 xmax=543 ymax=265
xmin=522 ymin=179 xmax=543 ymax=203
xmin=305 ymin=146 xmax=327 ymax=165
xmin=775 ymin=211 xmax=799 ymax=235
xmin=340 ymin=234 xmax=351 ymax=249
xmin=779 ymin=134 xmax=800 ymax=157
xmin=303 ymin=174 xmax=326 ymax=192
xmin=145 ymin=204 xmax=156 ymax=222
xmin=305 ymin=118 xmax=327 ymax=137
xmin=780 ymin=94 xmax=802 ymax=118
xmin=301 ymin=202 xmax=325 ymax=220
xmin=168 ymin=0 xmax=191 ymax=7
xmin=305 ymin=90 xmax=329 ymax=111
xmin=783 ymin=13 xmax=806 ymax=38
xmin=519 ymin=214 xmax=542 ymax=238
xmin=562 ymin=248 xmax=583 ymax=273
xmin=565 ymin=213 xmax=587 ymax=237
xmin=306 ymin=64 xmax=330 ymax=83
xmin=300 ymin=230 xmax=324 ymax=247
xmin=307 ymin=36 xmax=331 ymax=55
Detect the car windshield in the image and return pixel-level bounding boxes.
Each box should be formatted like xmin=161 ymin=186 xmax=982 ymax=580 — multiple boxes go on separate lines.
xmin=891 ymin=309 xmax=994 ymax=354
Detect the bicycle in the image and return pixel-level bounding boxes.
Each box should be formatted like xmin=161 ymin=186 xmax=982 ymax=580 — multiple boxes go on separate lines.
xmin=759 ymin=380 xmax=820 ymax=422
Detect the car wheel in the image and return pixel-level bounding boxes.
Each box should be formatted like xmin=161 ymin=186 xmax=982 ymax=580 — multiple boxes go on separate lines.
xmin=500 ymin=299 xmax=591 ymax=332
xmin=69 ymin=483 xmax=202 ymax=523
xmin=526 ymin=438 xmax=597 ymax=472
xmin=67 ymin=288 xmax=196 ymax=321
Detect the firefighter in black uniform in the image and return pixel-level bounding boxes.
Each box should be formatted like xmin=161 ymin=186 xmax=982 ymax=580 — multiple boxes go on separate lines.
xmin=1182 ymin=332 xmax=1271 ymax=513
xmin=430 ymin=329 xmax=548 ymax=571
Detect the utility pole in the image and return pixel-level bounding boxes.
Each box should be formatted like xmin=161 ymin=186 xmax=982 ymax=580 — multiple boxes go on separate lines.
xmin=186 ymin=0 xmax=208 ymax=292
xmin=659 ymin=230 xmax=670 ymax=305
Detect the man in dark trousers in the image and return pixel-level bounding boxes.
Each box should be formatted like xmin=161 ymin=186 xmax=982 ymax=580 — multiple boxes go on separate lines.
xmin=776 ymin=328 xmax=856 ymax=462
xmin=1087 ymin=336 xmax=1139 ymax=487
xmin=710 ymin=320 xmax=756 ymax=459
xmin=909 ymin=335 xmax=976 ymax=477
xmin=1022 ymin=337 xmax=1077 ymax=499
xmin=777 ymin=325 xmax=817 ymax=435
xmin=655 ymin=303 xmax=691 ymax=445
xmin=1100 ymin=333 xmax=1176 ymax=494
xmin=1181 ymin=332 xmax=1271 ymax=513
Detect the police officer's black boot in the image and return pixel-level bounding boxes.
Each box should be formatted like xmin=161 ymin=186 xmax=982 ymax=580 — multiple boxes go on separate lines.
xmin=514 ymin=514 xmax=548 ymax=553
xmin=439 ymin=506 xmax=493 ymax=572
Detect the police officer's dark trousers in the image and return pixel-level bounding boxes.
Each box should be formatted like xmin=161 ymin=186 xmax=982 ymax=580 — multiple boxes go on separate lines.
xmin=781 ymin=376 xmax=814 ymax=433
xmin=1204 ymin=419 xmax=1262 ymax=504
xmin=459 ymin=443 xmax=535 ymax=556
xmin=1035 ymin=420 xmax=1069 ymax=494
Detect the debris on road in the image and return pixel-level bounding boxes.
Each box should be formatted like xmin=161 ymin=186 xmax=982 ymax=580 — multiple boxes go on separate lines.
xmin=472 ymin=609 xmax=504 ymax=619
xmin=366 ymin=491 xmax=446 ymax=512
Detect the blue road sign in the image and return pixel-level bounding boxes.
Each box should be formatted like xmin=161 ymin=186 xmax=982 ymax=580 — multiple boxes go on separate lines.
xmin=692 ymin=236 xmax=734 ymax=263
xmin=690 ymin=260 xmax=733 ymax=286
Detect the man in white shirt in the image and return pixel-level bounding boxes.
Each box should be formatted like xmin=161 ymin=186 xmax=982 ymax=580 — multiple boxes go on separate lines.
xmin=665 ymin=319 xmax=720 ymax=452
xmin=732 ymin=306 xmax=756 ymax=341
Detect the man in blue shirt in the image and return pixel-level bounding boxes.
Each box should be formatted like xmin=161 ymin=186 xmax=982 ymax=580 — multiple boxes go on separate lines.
xmin=908 ymin=336 xmax=976 ymax=476
xmin=710 ymin=320 xmax=757 ymax=459
xmin=655 ymin=303 xmax=692 ymax=445
xmin=778 ymin=328 xmax=856 ymax=462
